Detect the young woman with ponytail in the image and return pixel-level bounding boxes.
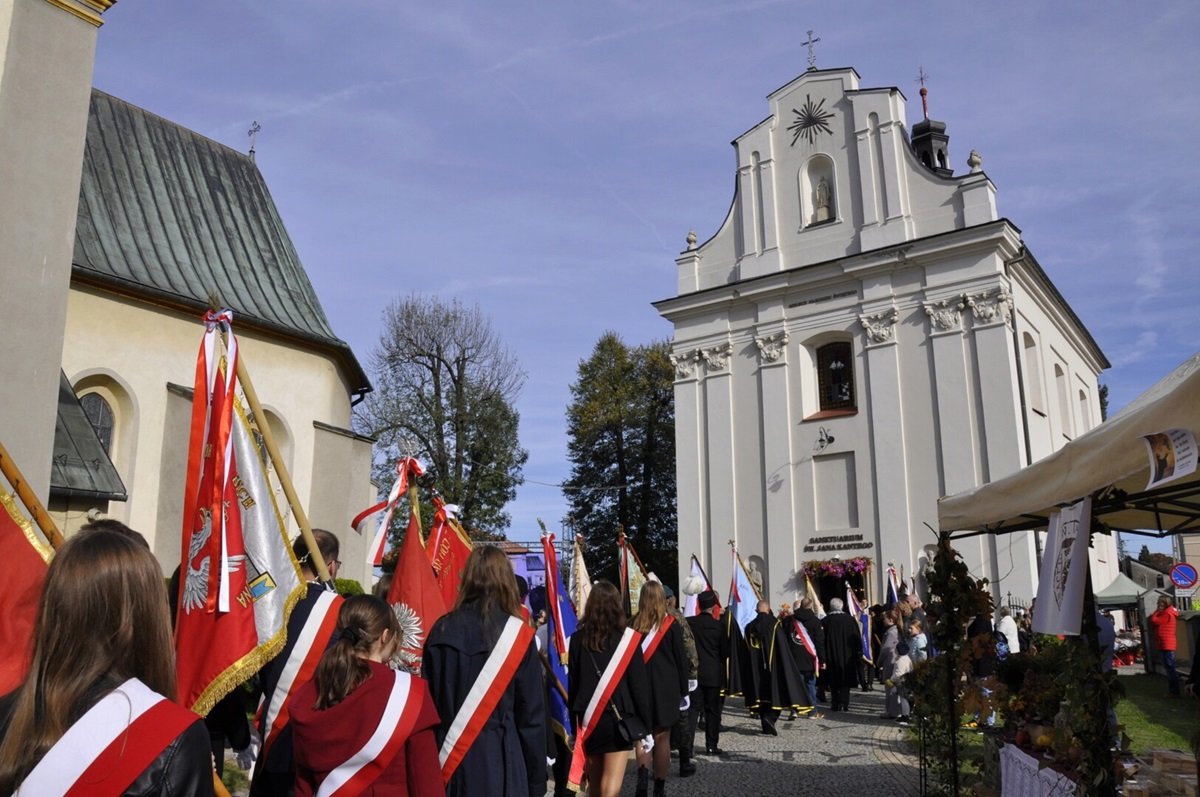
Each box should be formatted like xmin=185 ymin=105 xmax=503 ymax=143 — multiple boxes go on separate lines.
xmin=289 ymin=595 xmax=443 ymax=796
xmin=629 ymin=581 xmax=688 ymax=797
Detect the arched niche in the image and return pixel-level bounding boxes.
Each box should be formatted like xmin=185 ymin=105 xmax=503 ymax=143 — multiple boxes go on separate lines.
xmin=71 ymin=369 xmax=139 ymax=498
xmin=799 ymin=154 xmax=837 ymax=228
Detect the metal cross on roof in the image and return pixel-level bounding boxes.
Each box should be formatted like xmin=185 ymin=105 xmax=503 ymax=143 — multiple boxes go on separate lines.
xmin=804 ymin=30 xmax=821 ymax=70
xmin=916 ymin=66 xmax=931 ymax=118
xmin=247 ymin=121 xmax=261 ymax=156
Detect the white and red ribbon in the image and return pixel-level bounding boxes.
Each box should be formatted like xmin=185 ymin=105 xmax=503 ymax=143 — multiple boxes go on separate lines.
xmin=792 ymin=618 xmax=820 ymax=672
xmin=260 ymin=590 xmax=343 ymax=757
xmin=439 ymin=615 xmax=535 ymax=783
xmin=316 ymin=670 xmax=423 ymax=797
xmin=567 ymin=628 xmax=641 ymax=791
xmin=640 ymin=614 xmax=675 ymax=662
xmin=351 ymin=457 xmax=424 ymax=567
xmin=17 ymin=678 xmax=197 ymax=796
xmin=541 ymin=533 xmax=568 ymax=658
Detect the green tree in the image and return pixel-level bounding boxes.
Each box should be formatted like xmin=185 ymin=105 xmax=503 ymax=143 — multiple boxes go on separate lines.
xmin=1138 ymin=544 xmax=1152 ymax=563
xmin=356 ymin=295 xmax=528 ymax=539
xmin=1098 ymin=382 xmax=1109 ymax=421
xmin=565 ymin=333 xmax=676 ymax=583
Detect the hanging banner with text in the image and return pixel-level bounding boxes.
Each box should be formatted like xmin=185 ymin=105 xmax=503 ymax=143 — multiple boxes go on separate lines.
xmin=1032 ymin=497 xmax=1092 ymax=637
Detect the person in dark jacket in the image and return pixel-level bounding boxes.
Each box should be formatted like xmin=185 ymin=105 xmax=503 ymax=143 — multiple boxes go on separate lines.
xmin=788 ymin=597 xmax=826 ymax=717
xmin=630 ymin=581 xmax=689 ymax=796
xmin=250 ymin=529 xmax=343 ymax=797
xmin=664 ymin=588 xmax=699 ymax=778
xmin=568 ymin=581 xmax=652 ymax=797
xmin=0 ymin=524 xmax=212 ymax=796
xmin=821 ymin=598 xmax=863 ymax=713
xmin=744 ymin=601 xmax=807 ymax=734
xmin=424 ymin=546 xmax=547 ymax=797
xmin=686 ymin=590 xmax=729 ymax=755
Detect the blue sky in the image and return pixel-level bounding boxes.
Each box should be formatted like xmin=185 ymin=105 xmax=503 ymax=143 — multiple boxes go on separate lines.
xmin=92 ymin=2 xmax=1198 ymax=553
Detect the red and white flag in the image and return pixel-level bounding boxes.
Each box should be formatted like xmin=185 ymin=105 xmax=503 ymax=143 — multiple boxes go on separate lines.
xmin=175 ymin=310 xmax=304 ymax=713
xmin=352 ymin=457 xmax=424 ymax=568
xmin=427 ymin=496 xmax=472 ymax=608
xmin=386 ymin=510 xmax=447 ymax=671
xmin=0 ymin=491 xmax=50 ymax=695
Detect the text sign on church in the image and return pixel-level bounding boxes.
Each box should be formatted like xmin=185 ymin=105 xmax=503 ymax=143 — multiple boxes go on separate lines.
xmin=802 ymin=533 xmax=874 ymax=554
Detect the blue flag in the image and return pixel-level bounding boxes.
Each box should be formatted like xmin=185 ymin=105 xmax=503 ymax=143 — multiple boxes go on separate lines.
xmin=542 ymin=535 xmax=577 ymax=744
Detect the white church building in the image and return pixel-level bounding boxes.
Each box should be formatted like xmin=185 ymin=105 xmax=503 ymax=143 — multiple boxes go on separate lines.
xmin=655 ymin=65 xmax=1117 ymax=607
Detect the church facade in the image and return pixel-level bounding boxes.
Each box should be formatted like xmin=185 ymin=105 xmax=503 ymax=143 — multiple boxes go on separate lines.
xmin=655 ymin=66 xmax=1117 ymax=606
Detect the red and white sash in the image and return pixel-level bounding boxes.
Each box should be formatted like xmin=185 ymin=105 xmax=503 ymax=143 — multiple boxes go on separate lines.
xmin=17 ymin=678 xmax=198 ymax=796
xmin=640 ymin=614 xmax=675 ymax=662
xmin=316 ymin=670 xmax=424 ymax=797
xmin=439 ymin=615 xmax=536 ymax=783
xmin=792 ymin=618 xmax=819 ymax=671
xmin=567 ymin=628 xmax=642 ymax=791
xmin=260 ymin=589 xmax=343 ymax=756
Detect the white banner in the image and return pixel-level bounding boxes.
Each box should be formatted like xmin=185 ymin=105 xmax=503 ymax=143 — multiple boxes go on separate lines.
xmin=1032 ymin=497 xmax=1092 ymax=636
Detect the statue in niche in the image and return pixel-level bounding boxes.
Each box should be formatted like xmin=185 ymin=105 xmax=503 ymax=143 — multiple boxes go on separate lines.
xmin=814 ymin=175 xmax=832 ymax=223
xmin=747 ymin=557 xmax=765 ymax=598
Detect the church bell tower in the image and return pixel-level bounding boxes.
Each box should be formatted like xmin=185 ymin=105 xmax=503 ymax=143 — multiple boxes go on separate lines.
xmin=911 ymin=72 xmax=953 ymax=178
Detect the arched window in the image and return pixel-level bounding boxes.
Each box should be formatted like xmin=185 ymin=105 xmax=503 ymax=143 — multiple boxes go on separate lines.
xmin=1022 ymin=332 xmax=1046 ymax=415
xmin=80 ymin=393 xmax=115 ymax=455
xmin=816 ymin=341 xmax=855 ymax=411
xmin=1078 ymin=388 xmax=1091 ymax=431
xmin=1054 ymin=364 xmax=1073 ymax=439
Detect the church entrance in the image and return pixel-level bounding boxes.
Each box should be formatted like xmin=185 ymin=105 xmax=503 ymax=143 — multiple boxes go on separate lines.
xmin=802 ymin=556 xmax=874 ymax=610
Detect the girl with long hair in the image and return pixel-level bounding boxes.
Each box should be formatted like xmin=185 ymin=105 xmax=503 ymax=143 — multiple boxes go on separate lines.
xmin=629 ymin=581 xmax=688 ymax=796
xmin=568 ymin=581 xmax=651 ymax=797
xmin=0 ymin=525 xmax=211 ymax=795
xmin=289 ymin=594 xmax=443 ymax=796
xmin=423 ymin=545 xmax=546 ymax=796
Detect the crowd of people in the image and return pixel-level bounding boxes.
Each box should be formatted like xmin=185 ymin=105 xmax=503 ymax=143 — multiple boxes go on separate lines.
xmin=3 ymin=523 xmax=1193 ymax=797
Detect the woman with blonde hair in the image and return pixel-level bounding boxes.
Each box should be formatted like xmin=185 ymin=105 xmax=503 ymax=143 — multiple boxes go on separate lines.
xmin=629 ymin=581 xmax=689 ymax=797
xmin=290 ymin=595 xmax=443 ymax=796
xmin=0 ymin=525 xmax=211 ymax=795
xmin=423 ymin=545 xmax=546 ymax=796
xmin=567 ymin=581 xmax=652 ymax=797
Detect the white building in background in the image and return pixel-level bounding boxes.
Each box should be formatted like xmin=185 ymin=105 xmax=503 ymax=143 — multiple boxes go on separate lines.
xmin=654 ymin=65 xmax=1117 ymax=606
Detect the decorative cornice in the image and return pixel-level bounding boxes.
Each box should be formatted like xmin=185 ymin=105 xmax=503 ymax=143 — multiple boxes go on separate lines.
xmin=966 ymin=288 xmax=1013 ymax=328
xmin=41 ymin=0 xmax=113 ymax=27
xmin=858 ymin=307 xmax=899 ymax=344
xmin=669 ymin=349 xmax=699 ymax=380
xmin=923 ymin=297 xmax=966 ymax=332
xmin=701 ymin=342 xmax=734 ymax=372
xmin=754 ymin=331 xmax=790 ymax=363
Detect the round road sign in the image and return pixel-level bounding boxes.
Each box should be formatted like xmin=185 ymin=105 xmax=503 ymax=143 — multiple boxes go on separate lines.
xmin=1170 ymin=562 xmax=1198 ymax=589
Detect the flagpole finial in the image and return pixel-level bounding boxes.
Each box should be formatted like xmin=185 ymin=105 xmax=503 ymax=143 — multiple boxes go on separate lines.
xmin=727 ymin=539 xmax=736 ymax=549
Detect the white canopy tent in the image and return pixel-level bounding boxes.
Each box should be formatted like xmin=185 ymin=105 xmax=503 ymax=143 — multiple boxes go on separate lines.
xmin=938 ymin=352 xmax=1200 ymax=538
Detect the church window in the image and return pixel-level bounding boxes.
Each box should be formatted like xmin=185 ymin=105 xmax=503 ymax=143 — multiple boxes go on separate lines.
xmin=1078 ymin=388 xmax=1091 ymax=431
xmin=1021 ymin=332 xmax=1046 ymax=416
xmin=80 ymin=393 xmax=115 ymax=455
xmin=937 ymin=149 xmax=947 ymax=170
xmin=1054 ymin=363 xmax=1073 ymax=439
xmin=816 ymin=342 xmax=855 ymax=411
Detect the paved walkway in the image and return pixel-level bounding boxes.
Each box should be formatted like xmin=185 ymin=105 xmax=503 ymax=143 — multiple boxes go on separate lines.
xmin=554 ymin=687 xmax=922 ymax=796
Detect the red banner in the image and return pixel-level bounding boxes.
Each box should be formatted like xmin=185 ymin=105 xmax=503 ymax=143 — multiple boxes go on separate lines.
xmin=0 ymin=492 xmax=50 ymax=694
xmin=387 ymin=511 xmax=447 ymax=671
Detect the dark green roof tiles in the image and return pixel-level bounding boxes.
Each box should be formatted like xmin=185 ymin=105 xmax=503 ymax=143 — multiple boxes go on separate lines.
xmin=73 ymin=89 xmax=370 ymax=394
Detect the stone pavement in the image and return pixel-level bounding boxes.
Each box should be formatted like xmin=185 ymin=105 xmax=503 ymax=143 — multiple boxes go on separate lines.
xmin=553 ymin=687 xmax=922 ymax=796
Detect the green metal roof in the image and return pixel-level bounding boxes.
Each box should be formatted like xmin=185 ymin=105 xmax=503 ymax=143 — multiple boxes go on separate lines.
xmin=51 ymin=372 xmax=127 ymax=502
xmin=72 ymin=89 xmax=370 ymax=394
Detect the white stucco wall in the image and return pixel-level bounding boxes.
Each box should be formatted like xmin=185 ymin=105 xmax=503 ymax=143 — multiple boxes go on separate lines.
xmin=58 ymin=286 xmax=375 ymax=586
xmin=662 ymin=66 xmax=1111 ymax=607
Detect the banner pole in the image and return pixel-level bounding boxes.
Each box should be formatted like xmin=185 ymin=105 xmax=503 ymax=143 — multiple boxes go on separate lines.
xmin=234 ymin=355 xmax=332 ymax=585
xmin=0 ymin=439 xmax=64 ymax=550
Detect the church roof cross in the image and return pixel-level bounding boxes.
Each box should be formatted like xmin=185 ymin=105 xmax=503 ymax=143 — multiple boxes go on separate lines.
xmin=916 ymin=66 xmax=930 ymax=119
xmin=803 ymin=30 xmax=821 ymax=71
xmin=248 ymin=121 xmax=262 ymax=161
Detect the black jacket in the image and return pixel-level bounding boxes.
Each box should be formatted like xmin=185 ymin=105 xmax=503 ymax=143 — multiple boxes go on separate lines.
xmin=788 ymin=608 xmax=826 ymax=673
xmin=0 ymin=687 xmax=213 ymax=796
xmin=424 ymin=605 xmax=547 ymax=797
xmin=686 ymin=612 xmax=729 ymax=689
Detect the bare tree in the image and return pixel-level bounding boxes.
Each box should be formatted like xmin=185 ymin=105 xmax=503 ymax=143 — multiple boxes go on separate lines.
xmin=356 ymin=295 xmax=528 ymax=537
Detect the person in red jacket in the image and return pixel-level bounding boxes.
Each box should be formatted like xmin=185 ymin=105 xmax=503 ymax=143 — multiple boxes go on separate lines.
xmin=1148 ymin=595 xmax=1180 ymax=696
xmin=291 ymin=595 xmax=444 ymax=796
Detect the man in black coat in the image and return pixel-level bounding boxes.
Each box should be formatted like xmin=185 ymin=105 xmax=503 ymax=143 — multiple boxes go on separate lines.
xmin=686 ymin=590 xmax=729 ymax=756
xmin=821 ymin=597 xmax=863 ymax=713
xmin=788 ymin=598 xmax=826 ymax=718
xmin=744 ymin=601 xmax=806 ymax=735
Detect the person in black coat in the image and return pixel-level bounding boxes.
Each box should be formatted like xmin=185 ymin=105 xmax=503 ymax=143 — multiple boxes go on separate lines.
xmin=424 ymin=546 xmax=547 ymax=797
xmin=788 ymin=598 xmax=826 ymax=716
xmin=629 ymin=582 xmax=688 ymax=797
xmin=821 ymin=598 xmax=863 ymax=712
xmin=0 ymin=524 xmax=212 ymax=796
xmin=568 ymin=581 xmax=652 ymax=797
xmin=744 ymin=601 xmax=807 ymax=735
xmin=250 ymin=529 xmax=343 ymax=797
xmin=686 ymin=590 xmax=729 ymax=755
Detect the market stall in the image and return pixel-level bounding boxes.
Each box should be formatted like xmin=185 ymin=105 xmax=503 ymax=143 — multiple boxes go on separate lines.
xmin=935 ymin=352 xmax=1200 ymax=797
